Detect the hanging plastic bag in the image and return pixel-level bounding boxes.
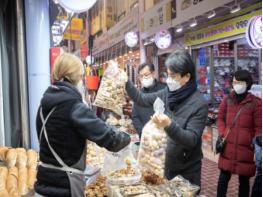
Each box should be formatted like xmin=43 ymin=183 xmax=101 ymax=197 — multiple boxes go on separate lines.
xmin=102 ymin=144 xmax=141 ymax=185
xmin=93 ymin=60 xmax=126 ymax=116
xmin=137 ymin=97 xmax=167 ymax=178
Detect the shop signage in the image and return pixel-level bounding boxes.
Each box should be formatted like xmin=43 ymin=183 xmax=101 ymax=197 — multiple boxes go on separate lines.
xmin=141 ymin=0 xmax=172 ymax=38
xmin=184 ymin=10 xmax=261 ymax=46
xmin=246 ymin=15 xmax=262 ymax=49
xmin=155 ymin=29 xmax=172 ymax=49
xmin=64 ymin=18 xmax=84 ymax=40
xmin=173 ymin=0 xmax=233 ymax=26
xmin=108 ymin=7 xmax=139 ymax=47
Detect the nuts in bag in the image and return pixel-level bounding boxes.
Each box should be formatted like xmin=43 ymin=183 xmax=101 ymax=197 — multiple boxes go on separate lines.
xmin=93 ymin=60 xmax=126 ymax=116
xmin=137 ymin=98 xmax=167 ymax=178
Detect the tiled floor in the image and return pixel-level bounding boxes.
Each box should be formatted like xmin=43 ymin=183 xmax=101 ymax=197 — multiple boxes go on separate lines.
xmin=200 ymin=157 xmax=255 ymax=197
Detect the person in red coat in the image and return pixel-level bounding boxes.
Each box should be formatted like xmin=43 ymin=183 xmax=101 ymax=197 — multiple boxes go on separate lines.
xmin=216 ymin=70 xmax=262 ymax=197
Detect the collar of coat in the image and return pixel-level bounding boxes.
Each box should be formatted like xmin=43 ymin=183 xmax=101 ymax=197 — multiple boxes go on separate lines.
xmin=229 ymin=91 xmax=258 ymax=105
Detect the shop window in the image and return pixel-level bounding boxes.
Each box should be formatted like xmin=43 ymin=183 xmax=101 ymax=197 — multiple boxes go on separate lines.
xmin=213 ymin=42 xmax=235 ymax=108
xmin=195 ymin=47 xmax=212 ymax=101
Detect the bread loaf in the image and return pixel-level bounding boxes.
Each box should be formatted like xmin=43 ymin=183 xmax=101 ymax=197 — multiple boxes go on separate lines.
xmin=6 ymin=167 xmax=19 ymax=197
xmin=0 ymin=189 xmax=9 ymax=197
xmin=6 ymin=149 xmax=17 ymax=168
xmin=0 ymin=147 xmax=8 ymax=161
xmin=28 ymin=168 xmax=37 ymax=190
xmin=0 ymin=166 xmax=8 ymax=190
xmin=18 ymin=167 xmax=28 ymax=195
xmin=16 ymin=150 xmax=27 ymax=168
xmin=27 ymin=149 xmax=38 ymax=169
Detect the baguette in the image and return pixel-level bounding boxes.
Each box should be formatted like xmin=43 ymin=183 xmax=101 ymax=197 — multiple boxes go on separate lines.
xmin=0 ymin=167 xmax=8 ymax=190
xmin=0 ymin=147 xmax=8 ymax=161
xmin=0 ymin=189 xmax=9 ymax=197
xmin=18 ymin=167 xmax=28 ymax=195
xmin=27 ymin=149 xmax=38 ymax=169
xmin=16 ymin=150 xmax=27 ymax=168
xmin=6 ymin=167 xmax=19 ymax=197
xmin=6 ymin=149 xmax=17 ymax=168
xmin=28 ymin=168 xmax=37 ymax=190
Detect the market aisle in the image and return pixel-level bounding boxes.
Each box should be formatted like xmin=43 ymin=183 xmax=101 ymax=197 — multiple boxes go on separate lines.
xmin=200 ymin=158 xmax=255 ymax=197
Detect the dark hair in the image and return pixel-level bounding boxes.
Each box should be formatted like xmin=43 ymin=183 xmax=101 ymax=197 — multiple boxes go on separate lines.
xmin=160 ymin=72 xmax=167 ymax=78
xmin=165 ymin=50 xmax=196 ymax=80
xmin=138 ymin=62 xmax=155 ymax=73
xmin=234 ymin=70 xmax=253 ymax=90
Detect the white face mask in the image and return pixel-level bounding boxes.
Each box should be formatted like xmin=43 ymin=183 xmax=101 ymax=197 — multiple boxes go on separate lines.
xmin=166 ymin=77 xmax=181 ymax=91
xmin=233 ymin=84 xmax=247 ymax=94
xmin=141 ymin=77 xmax=154 ymax=88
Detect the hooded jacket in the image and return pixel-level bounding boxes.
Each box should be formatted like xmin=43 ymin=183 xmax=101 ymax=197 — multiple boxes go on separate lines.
xmin=35 ymin=81 xmax=130 ymax=197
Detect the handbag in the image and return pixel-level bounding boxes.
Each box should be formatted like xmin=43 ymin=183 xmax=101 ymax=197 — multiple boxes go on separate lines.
xmin=215 ymin=100 xmax=249 ymax=154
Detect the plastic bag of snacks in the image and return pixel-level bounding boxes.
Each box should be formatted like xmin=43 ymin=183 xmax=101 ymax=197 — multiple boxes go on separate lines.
xmin=137 ymin=98 xmax=167 ymax=178
xmin=102 ymin=144 xmax=141 ymax=185
xmin=93 ymin=60 xmax=126 ymax=116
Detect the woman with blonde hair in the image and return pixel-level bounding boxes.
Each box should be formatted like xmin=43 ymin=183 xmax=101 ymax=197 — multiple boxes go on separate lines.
xmin=34 ymin=53 xmax=130 ymax=197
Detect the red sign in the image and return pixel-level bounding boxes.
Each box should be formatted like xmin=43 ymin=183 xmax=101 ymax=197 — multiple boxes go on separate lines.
xmin=80 ymin=44 xmax=88 ymax=60
xmin=50 ymin=47 xmax=62 ymax=77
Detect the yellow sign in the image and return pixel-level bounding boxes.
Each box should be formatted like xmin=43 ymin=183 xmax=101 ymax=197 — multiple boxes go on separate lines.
xmin=64 ymin=18 xmax=84 ymax=40
xmin=185 ymin=10 xmax=261 ymax=46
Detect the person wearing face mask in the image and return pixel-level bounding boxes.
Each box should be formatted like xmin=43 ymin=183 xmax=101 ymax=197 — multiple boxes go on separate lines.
xmin=132 ymin=63 xmax=166 ymax=138
xmin=34 ymin=53 xmax=130 ymax=197
xmin=125 ymin=50 xmax=208 ymax=187
xmin=216 ymin=70 xmax=262 ymax=197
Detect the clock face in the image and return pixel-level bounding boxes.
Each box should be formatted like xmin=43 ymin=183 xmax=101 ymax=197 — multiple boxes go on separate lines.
xmin=125 ymin=32 xmax=138 ymax=48
xmin=155 ymin=30 xmax=172 ymax=49
xmin=58 ymin=0 xmax=97 ymax=13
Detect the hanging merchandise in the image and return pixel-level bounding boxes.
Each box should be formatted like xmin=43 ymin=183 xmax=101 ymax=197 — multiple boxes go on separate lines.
xmin=125 ymin=32 xmax=139 ymax=48
xmin=93 ymin=60 xmax=127 ymax=116
xmin=86 ymin=66 xmax=99 ymax=90
xmin=154 ymin=29 xmax=172 ymax=49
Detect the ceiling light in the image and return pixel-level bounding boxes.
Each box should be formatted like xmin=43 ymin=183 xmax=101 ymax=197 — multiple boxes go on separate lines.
xmin=230 ymin=4 xmax=240 ymax=14
xmin=190 ymin=19 xmax=197 ymax=27
xmin=176 ymin=27 xmax=183 ymax=33
xmin=207 ymin=10 xmax=216 ymax=19
xmin=129 ymin=50 xmax=132 ymax=53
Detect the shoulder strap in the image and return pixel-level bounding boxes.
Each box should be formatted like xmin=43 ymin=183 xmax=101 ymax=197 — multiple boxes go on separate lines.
xmin=39 ymin=107 xmax=69 ymax=168
xmin=224 ymin=100 xmax=254 ymax=140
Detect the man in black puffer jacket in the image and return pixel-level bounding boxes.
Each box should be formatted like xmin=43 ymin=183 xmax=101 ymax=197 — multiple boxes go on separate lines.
xmin=35 ymin=53 xmax=130 ymax=197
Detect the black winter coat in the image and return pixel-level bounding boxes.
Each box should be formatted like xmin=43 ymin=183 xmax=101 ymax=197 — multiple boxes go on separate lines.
xmin=132 ymin=80 xmax=166 ymax=138
xmin=35 ymin=81 xmax=130 ymax=197
xmin=126 ymin=81 xmax=208 ymax=186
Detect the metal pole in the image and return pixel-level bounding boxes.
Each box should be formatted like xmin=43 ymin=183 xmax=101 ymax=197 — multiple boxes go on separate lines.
xmin=16 ymin=0 xmax=30 ymax=148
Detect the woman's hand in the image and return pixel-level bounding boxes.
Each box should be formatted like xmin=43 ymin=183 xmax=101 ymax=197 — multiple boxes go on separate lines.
xmin=152 ymin=113 xmax=172 ymax=128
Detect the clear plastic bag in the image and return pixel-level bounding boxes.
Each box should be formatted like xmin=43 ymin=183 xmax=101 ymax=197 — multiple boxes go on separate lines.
xmin=137 ymin=98 xmax=167 ymax=178
xmin=93 ymin=60 xmax=126 ymax=115
xmin=102 ymin=144 xmax=141 ymax=185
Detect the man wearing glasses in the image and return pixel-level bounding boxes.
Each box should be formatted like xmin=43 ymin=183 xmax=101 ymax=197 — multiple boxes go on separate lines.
xmin=132 ymin=62 xmax=166 ymax=138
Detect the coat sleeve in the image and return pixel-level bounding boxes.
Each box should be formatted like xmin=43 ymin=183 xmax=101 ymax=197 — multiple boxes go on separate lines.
xmin=253 ymin=98 xmax=262 ymax=137
xmin=70 ymin=103 xmax=131 ymax=152
xmin=164 ymin=104 xmax=208 ymax=149
xmin=126 ymin=80 xmax=165 ymax=107
xmin=216 ymin=97 xmax=228 ymax=137
xmin=131 ymin=104 xmax=144 ymax=136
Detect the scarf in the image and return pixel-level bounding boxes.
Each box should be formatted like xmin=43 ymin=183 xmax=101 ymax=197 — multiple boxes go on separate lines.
xmin=234 ymin=91 xmax=248 ymax=104
xmin=167 ymin=80 xmax=197 ymax=111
